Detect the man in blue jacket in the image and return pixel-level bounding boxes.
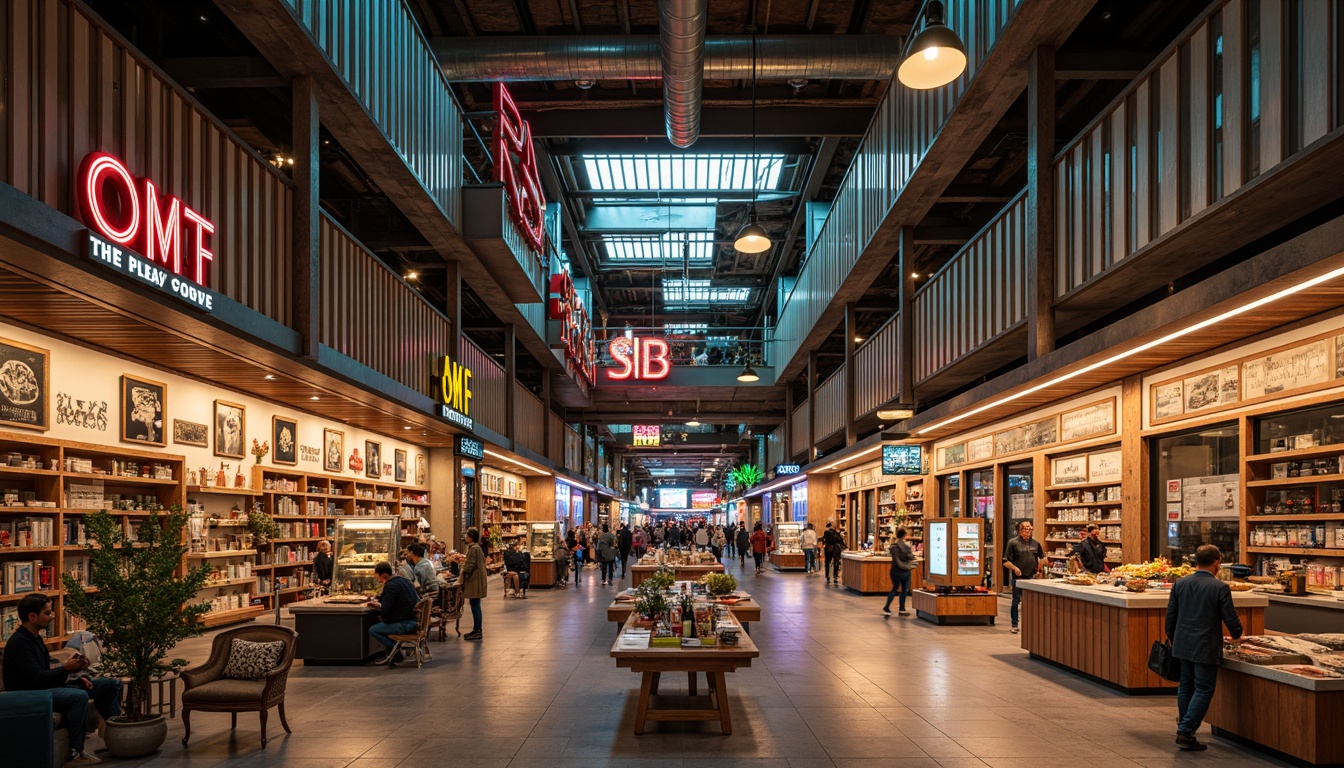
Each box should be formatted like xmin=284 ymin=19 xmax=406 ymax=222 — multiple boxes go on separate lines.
xmin=367 ymin=561 xmax=420 ymax=666
xmin=1164 ymin=544 xmax=1244 ymax=751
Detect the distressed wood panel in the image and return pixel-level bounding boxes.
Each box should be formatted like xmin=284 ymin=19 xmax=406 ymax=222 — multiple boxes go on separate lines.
xmin=2 ymin=0 xmax=293 ymax=324
xmin=853 ymin=314 xmax=901 ymax=418
xmin=911 ymin=192 xmax=1028 ymax=383
xmin=459 ymin=337 xmax=506 ymax=436
xmin=319 ymin=214 xmax=449 ymax=393
xmin=513 ymin=383 xmax=545 ymax=456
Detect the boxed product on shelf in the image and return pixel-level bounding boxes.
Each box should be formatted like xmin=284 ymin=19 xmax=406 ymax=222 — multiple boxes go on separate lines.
xmin=67 ymin=482 xmax=105 ymax=509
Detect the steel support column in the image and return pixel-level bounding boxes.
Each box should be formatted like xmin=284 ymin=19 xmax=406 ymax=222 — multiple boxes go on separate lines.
xmin=844 ymin=303 xmax=857 ymax=445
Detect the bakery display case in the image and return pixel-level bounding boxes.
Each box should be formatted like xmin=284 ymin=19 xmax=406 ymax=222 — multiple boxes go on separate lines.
xmin=772 ymin=522 xmax=805 ymax=571
xmin=332 ymin=516 xmax=399 ymax=596
xmin=528 ymin=522 xmax=559 ymax=558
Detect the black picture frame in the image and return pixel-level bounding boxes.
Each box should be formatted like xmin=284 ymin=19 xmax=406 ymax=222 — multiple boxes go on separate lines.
xmin=394 ymin=449 xmax=407 ymax=483
xmin=272 ymin=415 xmax=298 ymax=466
xmin=0 ymin=337 xmax=49 ymax=431
xmin=120 ymin=374 xmax=167 ymax=447
xmin=365 ymin=440 xmax=382 ymax=479
xmin=214 ymin=400 xmax=246 ymax=459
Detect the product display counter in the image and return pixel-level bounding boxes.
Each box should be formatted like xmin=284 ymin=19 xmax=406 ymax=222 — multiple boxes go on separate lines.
xmin=1207 ymin=658 xmax=1344 ymax=766
xmin=840 ymin=552 xmax=892 ymax=594
xmin=608 ymin=597 xmax=762 ymax=634
xmin=288 ymin=597 xmax=382 ymax=664
xmin=1264 ymin=592 xmax=1344 ymax=634
xmin=911 ymin=589 xmax=997 ymax=625
xmin=771 ymin=552 xmax=806 ymax=571
xmin=631 ymin=562 xmax=724 ymax=587
xmin=1017 ymin=580 xmax=1267 ymax=693
xmin=528 ymin=557 xmax=558 ymax=588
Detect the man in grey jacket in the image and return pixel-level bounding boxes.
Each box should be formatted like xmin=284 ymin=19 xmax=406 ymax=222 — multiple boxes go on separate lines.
xmin=883 ymin=528 xmax=917 ymax=616
xmin=1164 ymin=544 xmax=1244 ymax=751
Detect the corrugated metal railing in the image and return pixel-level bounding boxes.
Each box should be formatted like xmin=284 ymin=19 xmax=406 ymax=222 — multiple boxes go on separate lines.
xmin=459 ymin=337 xmax=506 ymax=436
xmin=513 ymin=383 xmax=545 ymax=455
xmin=813 ymin=368 xmax=846 ymax=440
xmin=789 ymin=404 xmax=807 ymax=458
xmin=766 ymin=425 xmax=785 ymax=468
xmin=852 ymin=314 xmax=901 ymax=417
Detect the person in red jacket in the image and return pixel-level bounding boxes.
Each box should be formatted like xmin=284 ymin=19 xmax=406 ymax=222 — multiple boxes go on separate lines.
xmin=749 ymin=522 xmax=769 ymax=575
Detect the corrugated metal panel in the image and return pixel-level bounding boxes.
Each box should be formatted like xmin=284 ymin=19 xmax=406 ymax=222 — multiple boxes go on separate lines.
xmin=853 ymin=314 xmax=901 ymax=417
xmin=565 ymin=427 xmax=582 ymax=472
xmin=2 ymin=0 xmax=293 ymax=325
xmin=911 ymin=191 xmax=1028 ymax=382
xmin=813 ymin=368 xmax=846 ymax=441
xmin=789 ymin=403 xmax=807 ymax=458
xmin=548 ymin=413 xmax=565 ymax=465
xmin=459 ymin=337 xmax=506 ymax=435
xmin=319 ymin=214 xmax=450 ymax=392
xmin=280 ymin=0 xmax=463 ymax=226
xmin=513 ymin=383 xmax=545 ymax=455
xmin=766 ymin=425 xmax=785 ymax=468
xmin=773 ymin=0 xmax=1022 ymax=371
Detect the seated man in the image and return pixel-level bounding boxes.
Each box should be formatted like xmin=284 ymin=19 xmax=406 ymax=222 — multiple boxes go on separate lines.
xmin=404 ymin=543 xmax=444 ymax=595
xmin=3 ymin=593 xmax=121 ymax=766
xmin=501 ymin=540 xmax=531 ymax=598
xmin=366 ymin=561 xmax=420 ymax=666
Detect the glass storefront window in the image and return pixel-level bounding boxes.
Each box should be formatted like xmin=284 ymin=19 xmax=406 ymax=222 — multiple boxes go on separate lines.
xmin=941 ymin=474 xmax=961 ymax=516
xmin=1151 ymin=424 xmax=1242 ymax=565
xmin=1006 ymin=461 xmax=1034 ymax=523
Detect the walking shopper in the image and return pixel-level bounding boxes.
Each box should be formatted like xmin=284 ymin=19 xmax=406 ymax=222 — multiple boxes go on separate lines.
xmin=566 ymin=528 xmax=581 ymax=586
xmin=633 ymin=525 xmax=647 ymax=559
xmin=801 ymin=522 xmax=819 ymax=574
xmin=712 ymin=525 xmax=726 ymax=561
xmin=883 ymin=528 xmax=917 ymax=616
xmin=1002 ymin=521 xmax=1045 ymax=634
xmin=750 ymin=522 xmax=768 ymax=574
xmin=1166 ymin=544 xmax=1244 ymax=751
xmin=822 ymin=522 xmax=845 ymax=583
xmin=736 ymin=524 xmax=751 ymax=567
xmin=460 ymin=527 xmax=487 ymax=640
xmin=725 ymin=523 xmax=736 ymax=558
xmin=598 ymin=523 xmax=617 ymax=585
xmin=618 ymin=522 xmax=633 ymax=578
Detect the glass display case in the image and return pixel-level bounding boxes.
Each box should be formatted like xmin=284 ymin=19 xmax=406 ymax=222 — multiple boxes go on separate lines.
xmin=924 ymin=517 xmax=984 ymax=588
xmin=528 ymin=521 xmax=559 ymax=559
xmin=332 ymin=516 xmax=400 ymax=596
xmin=774 ymin=522 xmax=803 ymax=554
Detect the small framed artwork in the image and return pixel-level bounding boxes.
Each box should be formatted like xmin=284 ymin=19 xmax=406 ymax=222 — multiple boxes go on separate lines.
xmin=394 ymin=449 xmax=407 ymax=483
xmin=365 ymin=440 xmax=382 ymax=479
xmin=120 ymin=375 xmax=167 ymax=447
xmin=415 ymin=454 xmax=426 ymax=486
xmin=272 ymin=416 xmax=298 ymax=465
xmin=214 ymin=400 xmax=246 ymax=459
xmin=173 ymin=419 xmax=209 ymax=448
xmin=323 ymin=428 xmax=344 ymax=473
xmin=0 ymin=337 xmax=50 ymax=431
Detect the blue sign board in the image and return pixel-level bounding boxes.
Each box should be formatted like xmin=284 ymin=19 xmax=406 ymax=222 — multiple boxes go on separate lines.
xmin=456 ymin=436 xmax=484 ymax=460
xmin=774 ymin=463 xmax=801 ymax=476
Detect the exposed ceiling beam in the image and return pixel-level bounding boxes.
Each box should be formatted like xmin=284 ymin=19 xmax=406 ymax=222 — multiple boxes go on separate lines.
xmin=161 ymin=56 xmax=287 ymax=88
xmin=1055 ymin=50 xmax=1157 ymax=80
xmin=523 ymin=106 xmax=873 ymax=138
xmin=912 ymin=227 xmax=977 ymax=245
xmin=938 ymin=186 xmax=1016 ymax=204
xmin=570 ymin=189 xmax=800 ymax=201
xmin=544 ymin=137 xmax=815 ymax=155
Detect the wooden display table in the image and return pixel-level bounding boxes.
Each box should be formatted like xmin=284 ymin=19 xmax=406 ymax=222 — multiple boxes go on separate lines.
xmin=911 ymin=589 xmax=997 ymax=625
xmin=1207 ymin=659 xmax=1344 ymax=766
xmin=528 ymin=558 xmax=558 ymax=588
xmin=608 ymin=597 xmax=761 ymax=634
xmin=840 ymin=553 xmax=892 ymax=594
xmin=1017 ymin=580 xmax=1267 ymax=694
xmin=630 ymin=562 xmax=724 ymax=587
xmin=609 ymin=615 xmax=759 ymax=735
xmin=770 ymin=552 xmax=806 ymax=571
xmin=288 ymin=597 xmax=381 ymax=664
xmin=1264 ymin=592 xmax=1344 ymax=634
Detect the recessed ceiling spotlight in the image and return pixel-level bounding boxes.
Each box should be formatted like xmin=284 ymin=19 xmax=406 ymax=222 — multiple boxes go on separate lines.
xmin=263 ymin=374 xmax=276 ymax=380
xmin=404 ymin=426 xmax=413 ymax=430
xmin=405 ymin=271 xmax=418 ymax=281
xmin=309 ymin=395 xmax=320 ymax=401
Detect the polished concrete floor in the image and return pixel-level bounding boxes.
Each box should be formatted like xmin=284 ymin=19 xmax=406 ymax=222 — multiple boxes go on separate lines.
xmin=103 ymin=555 xmax=1288 ymax=768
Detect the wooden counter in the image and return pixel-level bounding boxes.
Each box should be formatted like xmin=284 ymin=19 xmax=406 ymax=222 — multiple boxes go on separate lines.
xmin=840 ymin=553 xmax=892 ymax=594
xmin=911 ymin=589 xmax=997 ymax=625
xmin=1017 ymin=580 xmax=1267 ymax=694
xmin=288 ymin=598 xmax=381 ymax=664
xmin=528 ymin=557 xmax=558 ymax=588
xmin=1264 ymin=592 xmax=1344 ymax=634
xmin=770 ymin=552 xmax=806 ymax=571
xmin=1207 ymin=659 xmax=1344 ymax=766
xmin=630 ymin=563 xmax=724 ymax=587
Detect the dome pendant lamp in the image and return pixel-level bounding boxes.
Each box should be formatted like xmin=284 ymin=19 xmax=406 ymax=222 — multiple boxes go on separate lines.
xmin=733 ymin=213 xmax=771 ymax=254
xmin=897 ymin=1 xmax=968 ymax=90
xmin=737 ymin=363 xmax=761 ymax=383
xmin=734 ymin=31 xmax=772 ymax=255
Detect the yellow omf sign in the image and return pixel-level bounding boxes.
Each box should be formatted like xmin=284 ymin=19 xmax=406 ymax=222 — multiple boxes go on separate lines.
xmin=438 ymin=356 xmax=473 ymax=431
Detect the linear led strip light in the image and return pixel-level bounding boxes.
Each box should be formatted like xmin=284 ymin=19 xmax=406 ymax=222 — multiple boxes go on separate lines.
xmin=818 ymin=444 xmax=882 ymax=473
xmin=916 ymin=263 xmax=1344 ymax=437
xmin=482 ymin=449 xmax=552 ymax=478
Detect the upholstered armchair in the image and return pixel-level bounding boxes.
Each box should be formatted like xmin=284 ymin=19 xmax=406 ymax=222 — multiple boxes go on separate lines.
xmin=180 ymin=624 xmax=297 ymax=748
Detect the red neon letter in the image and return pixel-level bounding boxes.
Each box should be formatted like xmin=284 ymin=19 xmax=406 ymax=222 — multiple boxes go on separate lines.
xmin=639 ymin=338 xmax=671 ymax=380
xmin=607 ymin=338 xmax=635 ymax=380
xmin=78 ymin=153 xmax=140 ymax=245
xmin=183 ymin=207 xmax=215 ymax=284
xmin=141 ymin=179 xmax=182 ymax=274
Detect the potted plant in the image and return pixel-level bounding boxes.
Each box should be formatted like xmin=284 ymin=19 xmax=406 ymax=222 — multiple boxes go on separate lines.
xmin=247 ymin=508 xmax=280 ymax=546
xmin=61 ymin=508 xmax=211 ymax=757
xmin=699 ymin=572 xmax=738 ymax=598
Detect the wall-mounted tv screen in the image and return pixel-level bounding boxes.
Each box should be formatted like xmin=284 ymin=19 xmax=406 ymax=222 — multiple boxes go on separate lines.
xmin=882 ymin=444 xmax=923 ymax=475
xmin=658 ymin=488 xmax=689 ymax=509
xmin=690 ymin=491 xmax=719 ymax=509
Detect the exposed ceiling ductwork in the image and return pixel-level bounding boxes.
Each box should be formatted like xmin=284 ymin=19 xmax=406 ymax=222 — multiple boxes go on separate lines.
xmin=658 ymin=0 xmax=708 ymax=147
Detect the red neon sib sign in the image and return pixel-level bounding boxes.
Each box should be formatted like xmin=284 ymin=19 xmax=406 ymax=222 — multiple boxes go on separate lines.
xmin=76 ymin=152 xmax=216 ymax=285
xmin=493 ymin=84 xmax=547 ymax=254
xmin=606 ymin=337 xmax=671 ymax=381
xmin=548 ymin=270 xmax=595 ymax=386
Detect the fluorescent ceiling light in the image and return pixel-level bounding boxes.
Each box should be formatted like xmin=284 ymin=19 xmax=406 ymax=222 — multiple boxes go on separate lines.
xmin=916 ymin=264 xmax=1344 ymax=436
xmin=482 ymin=449 xmax=552 ymax=477
xmin=819 ymin=444 xmax=883 ymax=472
xmin=560 ymin=477 xmax=596 ymax=492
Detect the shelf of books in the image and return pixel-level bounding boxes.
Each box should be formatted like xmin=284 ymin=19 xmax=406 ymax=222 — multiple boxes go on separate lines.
xmin=1042 ymin=445 xmax=1123 ymax=570
xmin=481 ymin=467 xmax=528 ymax=572
xmin=0 ymin=430 xmax=185 ymax=645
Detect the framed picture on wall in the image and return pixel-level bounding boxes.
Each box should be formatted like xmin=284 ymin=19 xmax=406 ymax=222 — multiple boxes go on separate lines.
xmin=214 ymin=400 xmax=246 ymax=459
xmin=272 ymin=416 xmax=298 ymax=465
xmin=365 ymin=440 xmax=382 ymax=479
xmin=324 ymin=428 xmax=344 ymax=472
xmin=173 ymin=419 xmax=209 ymax=447
xmin=120 ymin=375 xmax=167 ymax=447
xmin=415 ymin=454 xmax=426 ymax=486
xmin=0 ymin=336 xmax=49 ymax=431
xmin=394 ymin=449 xmax=407 ymax=483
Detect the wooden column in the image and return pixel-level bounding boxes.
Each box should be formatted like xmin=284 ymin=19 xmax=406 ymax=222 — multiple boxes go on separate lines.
xmin=844 ymin=303 xmax=857 ymax=445
xmin=1120 ymin=375 xmax=1148 ymax=562
xmin=807 ymin=351 xmax=818 ymax=461
xmin=897 ymin=227 xmax=916 ymax=402
xmin=1026 ymin=46 xmax=1057 ymax=361
xmin=504 ymin=323 xmax=516 ymax=447
xmin=444 ymin=259 xmax=462 ymax=361
xmin=291 ymin=76 xmax=320 ymax=359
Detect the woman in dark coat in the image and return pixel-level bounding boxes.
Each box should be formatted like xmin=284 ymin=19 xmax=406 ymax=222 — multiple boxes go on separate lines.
xmin=459 ymin=527 xmax=487 ymax=640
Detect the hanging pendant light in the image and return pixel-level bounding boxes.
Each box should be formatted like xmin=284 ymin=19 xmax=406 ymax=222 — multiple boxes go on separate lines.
xmin=897 ymin=1 xmax=967 ymax=90
xmin=735 ymin=30 xmax=771 ymax=254
xmin=737 ymin=363 xmax=760 ymax=383
xmin=733 ymin=214 xmax=771 ymax=254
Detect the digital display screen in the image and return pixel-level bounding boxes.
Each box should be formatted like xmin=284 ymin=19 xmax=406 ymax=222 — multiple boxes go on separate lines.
xmin=927 ymin=521 xmax=949 ymax=576
xmin=882 ymin=444 xmax=923 ymax=475
xmin=690 ymin=491 xmax=718 ymax=509
xmin=658 ymin=488 xmax=689 ymax=509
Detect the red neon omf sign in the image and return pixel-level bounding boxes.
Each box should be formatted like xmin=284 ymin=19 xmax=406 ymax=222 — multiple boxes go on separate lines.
xmin=607 ymin=337 xmax=671 ymax=381
xmin=493 ymin=84 xmax=547 ymax=254
xmin=548 ymin=270 xmax=595 ymax=386
xmin=77 ymin=152 xmax=215 ymax=284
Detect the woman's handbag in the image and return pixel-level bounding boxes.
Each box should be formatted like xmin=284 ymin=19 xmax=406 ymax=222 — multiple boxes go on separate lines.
xmin=1147 ymin=640 xmax=1182 ymax=682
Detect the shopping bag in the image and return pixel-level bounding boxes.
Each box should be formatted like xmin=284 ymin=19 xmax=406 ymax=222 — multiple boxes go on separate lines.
xmin=1147 ymin=640 xmax=1181 ymax=682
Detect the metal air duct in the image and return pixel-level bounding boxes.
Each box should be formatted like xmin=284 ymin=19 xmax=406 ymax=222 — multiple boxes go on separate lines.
xmin=659 ymin=0 xmax=708 ymax=147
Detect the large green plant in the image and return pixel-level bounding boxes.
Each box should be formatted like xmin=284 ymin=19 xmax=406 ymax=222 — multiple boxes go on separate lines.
xmin=729 ymin=464 xmax=763 ymax=490
xmin=61 ymin=508 xmax=211 ymax=722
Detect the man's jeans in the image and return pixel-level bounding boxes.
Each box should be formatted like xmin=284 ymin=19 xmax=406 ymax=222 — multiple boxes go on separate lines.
xmin=369 ymin=619 xmax=418 ymax=649
xmin=51 ymin=679 xmax=121 ymax=753
xmin=1010 ymin=574 xmax=1024 ymax=627
xmin=884 ymin=568 xmax=912 ymax=611
xmin=804 ymin=548 xmax=817 ymax=572
xmin=824 ymin=550 xmax=841 ymax=581
xmin=1177 ymin=660 xmax=1219 ymax=736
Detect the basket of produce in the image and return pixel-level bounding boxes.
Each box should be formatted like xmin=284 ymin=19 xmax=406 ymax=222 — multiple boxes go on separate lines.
xmin=1113 ymin=557 xmax=1196 ymax=581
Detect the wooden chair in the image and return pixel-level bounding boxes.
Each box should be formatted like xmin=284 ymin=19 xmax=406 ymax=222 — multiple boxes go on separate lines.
xmin=181 ymin=624 xmax=297 ymax=748
xmin=386 ymin=597 xmax=434 ymax=667
xmin=433 ymin=582 xmax=465 ymax=641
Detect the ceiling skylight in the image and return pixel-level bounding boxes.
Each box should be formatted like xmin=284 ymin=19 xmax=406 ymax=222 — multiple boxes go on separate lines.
xmin=583 ymin=154 xmax=785 ymax=193
xmin=602 ymin=232 xmax=715 ymax=262
xmin=662 ymin=279 xmax=752 ymax=305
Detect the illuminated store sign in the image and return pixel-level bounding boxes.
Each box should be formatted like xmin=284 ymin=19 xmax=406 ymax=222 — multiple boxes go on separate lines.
xmin=437 ymin=356 xmax=474 ymax=431
xmin=456 ymin=436 xmax=484 ymax=460
xmin=774 ymin=463 xmax=801 ymax=476
xmin=547 ymin=270 xmax=595 ymax=386
xmin=493 ymin=84 xmax=546 ymax=254
xmin=77 ymin=152 xmax=218 ymax=312
xmin=691 ymin=490 xmax=719 ymax=509
xmin=607 ymin=337 xmax=671 ymax=381
xmin=632 ymin=425 xmax=661 ymax=447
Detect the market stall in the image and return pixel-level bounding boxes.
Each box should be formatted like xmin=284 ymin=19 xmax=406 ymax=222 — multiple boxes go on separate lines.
xmin=840 ymin=552 xmax=893 ymax=594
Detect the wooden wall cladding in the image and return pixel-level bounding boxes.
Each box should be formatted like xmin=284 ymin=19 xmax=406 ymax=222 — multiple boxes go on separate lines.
xmin=1055 ymin=0 xmax=1343 ymax=296
xmin=280 ymin=0 xmax=463 ymax=227
xmin=852 ymin=314 xmax=901 ymax=418
xmin=1 ymin=0 xmax=294 ymax=325
xmin=513 ymin=383 xmax=544 ymax=456
xmin=319 ymin=214 xmax=449 ymax=393
xmin=912 ymin=192 xmax=1028 ymax=384
xmin=547 ymin=413 xmax=564 ymax=466
xmin=813 ymin=367 xmax=845 ymax=442
xmin=459 ymin=337 xmax=505 ymax=436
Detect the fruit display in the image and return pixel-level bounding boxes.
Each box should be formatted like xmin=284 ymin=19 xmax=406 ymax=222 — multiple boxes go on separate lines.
xmin=1112 ymin=557 xmax=1196 ymax=581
